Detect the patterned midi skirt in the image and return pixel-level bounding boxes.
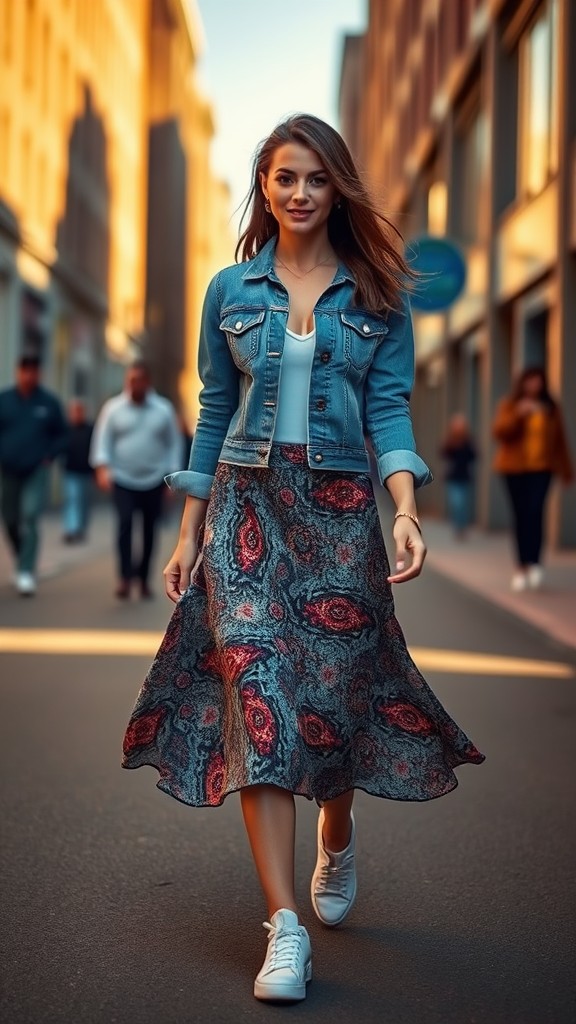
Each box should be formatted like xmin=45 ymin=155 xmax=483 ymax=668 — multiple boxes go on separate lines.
xmin=122 ymin=444 xmax=484 ymax=806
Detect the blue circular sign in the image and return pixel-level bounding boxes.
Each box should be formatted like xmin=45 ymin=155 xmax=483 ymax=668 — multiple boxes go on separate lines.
xmin=406 ymin=236 xmax=466 ymax=312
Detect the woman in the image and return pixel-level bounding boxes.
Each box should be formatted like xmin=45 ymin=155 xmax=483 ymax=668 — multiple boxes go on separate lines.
xmin=492 ymin=366 xmax=573 ymax=591
xmin=122 ymin=115 xmax=484 ymax=1003
xmin=440 ymin=413 xmax=477 ymax=539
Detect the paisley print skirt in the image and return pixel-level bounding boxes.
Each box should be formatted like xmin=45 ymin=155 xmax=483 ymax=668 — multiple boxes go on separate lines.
xmin=122 ymin=444 xmax=484 ymax=806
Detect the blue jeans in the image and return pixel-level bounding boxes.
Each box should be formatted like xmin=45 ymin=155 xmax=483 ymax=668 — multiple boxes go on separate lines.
xmin=445 ymin=481 xmax=473 ymax=532
xmin=0 ymin=464 xmax=49 ymax=573
xmin=62 ymin=472 xmax=92 ymax=537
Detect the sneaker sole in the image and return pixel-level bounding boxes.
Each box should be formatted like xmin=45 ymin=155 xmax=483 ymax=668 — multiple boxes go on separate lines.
xmin=253 ymin=961 xmax=312 ymax=1002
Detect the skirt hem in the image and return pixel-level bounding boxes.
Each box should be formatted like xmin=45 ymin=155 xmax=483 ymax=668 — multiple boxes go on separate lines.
xmin=120 ymin=757 xmax=485 ymax=809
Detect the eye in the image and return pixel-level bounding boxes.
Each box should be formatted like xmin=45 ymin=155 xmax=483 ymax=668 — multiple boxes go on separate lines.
xmin=276 ymin=174 xmax=293 ymax=186
xmin=310 ymin=177 xmax=328 ymax=186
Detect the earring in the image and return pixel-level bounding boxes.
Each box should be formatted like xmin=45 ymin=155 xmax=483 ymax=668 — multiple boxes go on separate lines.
xmin=335 ymin=199 xmax=342 ymax=210
xmin=264 ymin=196 xmax=271 ymax=213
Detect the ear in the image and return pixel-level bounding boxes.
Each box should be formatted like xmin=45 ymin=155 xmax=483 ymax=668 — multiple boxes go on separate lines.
xmin=259 ymin=171 xmax=268 ymax=197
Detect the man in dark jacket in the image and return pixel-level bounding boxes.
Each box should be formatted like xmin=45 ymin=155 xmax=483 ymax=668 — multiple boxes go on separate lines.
xmin=0 ymin=355 xmax=68 ymax=595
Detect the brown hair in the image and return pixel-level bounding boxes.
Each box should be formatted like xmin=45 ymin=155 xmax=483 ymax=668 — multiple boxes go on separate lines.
xmin=512 ymin=366 xmax=556 ymax=410
xmin=236 ymin=114 xmax=413 ymax=313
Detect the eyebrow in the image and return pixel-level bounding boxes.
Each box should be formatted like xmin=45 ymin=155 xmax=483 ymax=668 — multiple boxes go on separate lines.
xmin=273 ymin=166 xmax=327 ymax=176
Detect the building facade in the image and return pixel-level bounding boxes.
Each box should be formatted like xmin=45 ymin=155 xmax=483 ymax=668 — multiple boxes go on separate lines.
xmin=0 ymin=0 xmax=233 ymax=431
xmin=342 ymin=0 xmax=576 ymax=547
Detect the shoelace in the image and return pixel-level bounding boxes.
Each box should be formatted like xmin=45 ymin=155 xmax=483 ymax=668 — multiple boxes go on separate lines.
xmin=315 ymin=857 xmax=353 ymax=898
xmin=263 ymin=924 xmax=303 ymax=973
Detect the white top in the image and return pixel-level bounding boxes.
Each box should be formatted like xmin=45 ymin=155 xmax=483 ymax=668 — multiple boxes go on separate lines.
xmin=90 ymin=390 xmax=183 ymax=490
xmin=272 ymin=328 xmax=316 ymax=443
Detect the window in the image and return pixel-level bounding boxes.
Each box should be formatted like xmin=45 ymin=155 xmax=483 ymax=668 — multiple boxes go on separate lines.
xmin=456 ymin=105 xmax=489 ymax=242
xmin=0 ymin=110 xmax=10 ymax=183
xmin=518 ymin=0 xmax=559 ymax=198
xmin=41 ymin=17 xmax=51 ymax=114
xmin=23 ymin=0 xmax=36 ymax=89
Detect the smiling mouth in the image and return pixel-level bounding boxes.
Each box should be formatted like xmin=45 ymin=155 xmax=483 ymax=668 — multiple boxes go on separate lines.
xmin=287 ymin=209 xmax=313 ymax=216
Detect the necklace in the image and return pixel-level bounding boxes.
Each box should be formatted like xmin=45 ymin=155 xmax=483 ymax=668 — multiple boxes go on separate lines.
xmin=274 ymin=254 xmax=336 ymax=279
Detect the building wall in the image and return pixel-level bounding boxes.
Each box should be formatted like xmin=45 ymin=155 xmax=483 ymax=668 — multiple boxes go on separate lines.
xmin=0 ymin=0 xmax=233 ymax=438
xmin=347 ymin=0 xmax=576 ymax=547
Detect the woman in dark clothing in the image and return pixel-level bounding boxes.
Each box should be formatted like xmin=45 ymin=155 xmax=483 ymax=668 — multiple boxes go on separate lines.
xmin=62 ymin=398 xmax=94 ymax=542
xmin=440 ymin=413 xmax=477 ymax=539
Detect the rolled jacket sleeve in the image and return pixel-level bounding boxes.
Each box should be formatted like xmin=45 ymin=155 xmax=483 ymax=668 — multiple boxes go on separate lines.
xmin=365 ymin=293 xmax=432 ymax=489
xmin=165 ymin=272 xmax=239 ymax=500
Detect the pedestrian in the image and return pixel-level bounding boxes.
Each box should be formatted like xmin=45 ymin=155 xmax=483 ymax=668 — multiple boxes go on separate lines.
xmin=122 ymin=115 xmax=484 ymax=1003
xmin=0 ymin=354 xmax=68 ymax=596
xmin=492 ymin=365 xmax=573 ymax=591
xmin=90 ymin=361 xmax=182 ymax=599
xmin=62 ymin=398 xmax=94 ymax=543
xmin=440 ymin=412 xmax=477 ymax=539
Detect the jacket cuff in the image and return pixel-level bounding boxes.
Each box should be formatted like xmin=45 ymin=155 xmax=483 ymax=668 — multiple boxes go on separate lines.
xmin=164 ymin=470 xmax=214 ymax=500
xmin=377 ymin=450 xmax=433 ymax=489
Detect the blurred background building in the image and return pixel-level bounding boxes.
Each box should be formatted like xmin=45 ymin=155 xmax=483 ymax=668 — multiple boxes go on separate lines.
xmin=340 ymin=0 xmax=576 ymax=548
xmin=0 ymin=0 xmax=233 ymax=430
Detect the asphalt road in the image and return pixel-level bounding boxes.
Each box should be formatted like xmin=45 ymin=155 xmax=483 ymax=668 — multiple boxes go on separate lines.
xmin=1 ymin=528 xmax=575 ymax=1024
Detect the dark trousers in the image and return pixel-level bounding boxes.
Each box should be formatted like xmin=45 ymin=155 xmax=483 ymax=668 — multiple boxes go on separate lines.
xmin=112 ymin=483 xmax=164 ymax=585
xmin=0 ymin=465 xmax=48 ymax=573
xmin=503 ymin=471 xmax=552 ymax=567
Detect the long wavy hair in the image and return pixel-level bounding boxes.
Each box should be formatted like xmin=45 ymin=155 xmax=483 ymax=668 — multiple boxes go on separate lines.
xmin=235 ymin=114 xmax=412 ymax=313
xmin=513 ymin=366 xmax=556 ymax=410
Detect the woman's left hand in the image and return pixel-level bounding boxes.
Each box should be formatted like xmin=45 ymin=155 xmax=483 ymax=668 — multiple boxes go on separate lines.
xmin=387 ymin=519 xmax=427 ymax=583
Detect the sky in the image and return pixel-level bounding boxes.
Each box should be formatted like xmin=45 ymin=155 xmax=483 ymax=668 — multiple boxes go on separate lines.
xmin=194 ymin=0 xmax=367 ymax=224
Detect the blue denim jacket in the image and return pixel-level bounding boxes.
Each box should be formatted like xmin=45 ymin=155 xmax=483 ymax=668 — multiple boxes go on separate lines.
xmin=168 ymin=237 xmax=432 ymax=499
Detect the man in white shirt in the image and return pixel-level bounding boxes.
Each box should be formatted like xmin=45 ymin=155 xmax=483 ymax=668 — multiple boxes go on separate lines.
xmin=90 ymin=361 xmax=183 ymax=599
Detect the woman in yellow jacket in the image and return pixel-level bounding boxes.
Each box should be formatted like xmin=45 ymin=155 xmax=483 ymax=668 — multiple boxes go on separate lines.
xmin=492 ymin=366 xmax=573 ymax=591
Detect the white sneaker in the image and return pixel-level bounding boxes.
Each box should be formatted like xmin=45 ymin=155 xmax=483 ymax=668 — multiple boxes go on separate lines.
xmin=511 ymin=571 xmax=528 ymax=592
xmin=311 ymin=809 xmax=357 ymax=926
xmin=254 ymin=909 xmax=312 ymax=1002
xmin=527 ymin=565 xmax=544 ymax=589
xmin=16 ymin=571 xmax=36 ymax=596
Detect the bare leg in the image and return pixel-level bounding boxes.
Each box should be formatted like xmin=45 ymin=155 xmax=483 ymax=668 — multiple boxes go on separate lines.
xmin=321 ymin=789 xmax=354 ymax=852
xmin=240 ymin=784 xmax=298 ymax=918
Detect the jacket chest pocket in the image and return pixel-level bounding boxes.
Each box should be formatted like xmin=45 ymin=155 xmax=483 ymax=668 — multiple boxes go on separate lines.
xmin=220 ymin=310 xmax=265 ymax=369
xmin=340 ymin=312 xmax=388 ymax=369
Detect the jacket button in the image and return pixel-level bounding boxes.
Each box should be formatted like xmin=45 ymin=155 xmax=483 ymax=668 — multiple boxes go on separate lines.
xmin=320 ymin=351 xmax=330 ymax=363
xmin=314 ymin=453 xmax=323 ymax=463
xmin=316 ymin=399 xmax=326 ymax=411
xmin=362 ymin=324 xmax=370 ymax=334
xmin=235 ymin=320 xmax=243 ymax=330
xmin=257 ymin=447 xmax=267 ymax=457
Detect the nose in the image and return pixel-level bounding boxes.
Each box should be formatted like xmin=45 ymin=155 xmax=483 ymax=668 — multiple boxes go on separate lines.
xmin=292 ymin=179 xmax=309 ymax=204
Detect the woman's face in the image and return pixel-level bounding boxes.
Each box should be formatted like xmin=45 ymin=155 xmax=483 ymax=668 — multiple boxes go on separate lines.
xmin=521 ymin=372 xmax=545 ymax=399
xmin=260 ymin=142 xmax=338 ymax=238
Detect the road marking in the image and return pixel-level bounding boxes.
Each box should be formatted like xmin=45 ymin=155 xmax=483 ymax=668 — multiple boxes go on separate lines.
xmin=0 ymin=629 xmax=573 ymax=677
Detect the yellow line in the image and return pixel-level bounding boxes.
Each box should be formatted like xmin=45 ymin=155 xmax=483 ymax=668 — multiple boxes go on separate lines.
xmin=412 ymin=647 xmax=574 ymax=678
xmin=0 ymin=629 xmax=162 ymax=656
xmin=0 ymin=629 xmax=573 ymax=677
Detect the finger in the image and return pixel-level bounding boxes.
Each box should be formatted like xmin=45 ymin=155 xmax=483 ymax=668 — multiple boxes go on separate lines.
xmin=164 ymin=576 xmax=181 ymax=603
xmin=387 ymin=563 xmax=421 ymax=583
xmin=163 ymin=566 xmax=186 ymax=603
xmin=394 ymin=538 xmax=408 ymax=574
xmin=388 ymin=544 xmax=426 ymax=583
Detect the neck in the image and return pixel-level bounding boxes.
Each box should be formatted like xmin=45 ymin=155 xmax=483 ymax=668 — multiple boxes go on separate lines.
xmin=275 ymin=229 xmax=334 ymax=270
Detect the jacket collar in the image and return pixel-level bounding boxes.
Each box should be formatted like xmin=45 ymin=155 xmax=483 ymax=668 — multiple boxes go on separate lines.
xmin=241 ymin=235 xmax=355 ymax=286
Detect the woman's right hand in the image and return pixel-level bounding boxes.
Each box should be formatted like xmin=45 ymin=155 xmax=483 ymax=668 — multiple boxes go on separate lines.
xmin=163 ymin=537 xmax=198 ymax=603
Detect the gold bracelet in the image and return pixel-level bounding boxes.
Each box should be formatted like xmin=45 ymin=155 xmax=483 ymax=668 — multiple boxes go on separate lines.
xmin=394 ymin=511 xmax=422 ymax=533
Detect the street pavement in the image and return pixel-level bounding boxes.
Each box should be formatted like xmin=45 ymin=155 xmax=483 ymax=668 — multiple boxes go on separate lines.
xmin=1 ymin=515 xmax=575 ymax=1024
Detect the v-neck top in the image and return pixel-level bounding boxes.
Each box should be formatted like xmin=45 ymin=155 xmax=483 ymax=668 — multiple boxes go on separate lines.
xmin=272 ymin=327 xmax=316 ymax=443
